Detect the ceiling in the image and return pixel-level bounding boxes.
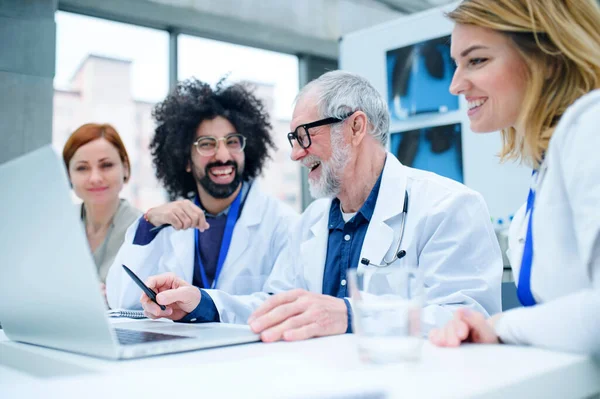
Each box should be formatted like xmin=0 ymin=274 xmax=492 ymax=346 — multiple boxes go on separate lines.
xmin=59 ymin=0 xmax=457 ymax=58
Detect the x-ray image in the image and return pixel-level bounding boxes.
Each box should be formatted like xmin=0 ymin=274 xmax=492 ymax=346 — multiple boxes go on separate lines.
xmin=386 ymin=36 xmax=458 ymax=121
xmin=391 ymin=123 xmax=463 ymax=183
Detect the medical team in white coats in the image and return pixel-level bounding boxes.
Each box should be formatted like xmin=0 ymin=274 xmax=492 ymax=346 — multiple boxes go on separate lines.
xmin=430 ymin=0 xmax=600 ymax=356
xmin=106 ymin=78 xmax=299 ymax=310
xmin=140 ymin=70 xmax=503 ymax=342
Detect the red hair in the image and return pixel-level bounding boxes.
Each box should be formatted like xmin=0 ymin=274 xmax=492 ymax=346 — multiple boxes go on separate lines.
xmin=62 ymin=123 xmax=131 ymax=180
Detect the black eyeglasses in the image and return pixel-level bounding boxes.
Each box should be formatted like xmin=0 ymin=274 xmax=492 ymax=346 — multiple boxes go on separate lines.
xmin=287 ymin=112 xmax=355 ymax=149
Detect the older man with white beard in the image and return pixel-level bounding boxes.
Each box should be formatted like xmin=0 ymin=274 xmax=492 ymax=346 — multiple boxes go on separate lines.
xmin=139 ymin=70 xmax=503 ymax=342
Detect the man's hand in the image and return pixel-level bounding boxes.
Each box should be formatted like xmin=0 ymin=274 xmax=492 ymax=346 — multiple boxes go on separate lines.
xmin=429 ymin=308 xmax=500 ymax=347
xmin=146 ymin=200 xmax=209 ymax=231
xmin=247 ymin=289 xmax=348 ymax=342
xmin=140 ymin=272 xmax=201 ymax=321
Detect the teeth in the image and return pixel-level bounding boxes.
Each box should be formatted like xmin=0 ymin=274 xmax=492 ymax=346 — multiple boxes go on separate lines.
xmin=210 ymin=167 xmax=233 ymax=176
xmin=468 ymin=98 xmax=486 ymax=110
xmin=306 ymin=162 xmax=320 ymax=171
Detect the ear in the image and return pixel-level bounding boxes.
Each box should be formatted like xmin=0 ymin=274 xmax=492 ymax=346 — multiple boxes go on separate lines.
xmin=544 ymin=56 xmax=559 ymax=80
xmin=123 ymin=161 xmax=130 ymax=183
xmin=349 ymin=111 xmax=369 ymax=147
xmin=186 ymin=161 xmax=192 ymax=173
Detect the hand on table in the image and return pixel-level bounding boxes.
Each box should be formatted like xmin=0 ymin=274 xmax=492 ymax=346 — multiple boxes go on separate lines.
xmin=429 ymin=308 xmax=501 ymax=347
xmin=248 ymin=289 xmax=348 ymax=342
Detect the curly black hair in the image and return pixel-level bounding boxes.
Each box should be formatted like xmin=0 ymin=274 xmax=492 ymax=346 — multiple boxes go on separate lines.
xmin=150 ymin=78 xmax=275 ymax=200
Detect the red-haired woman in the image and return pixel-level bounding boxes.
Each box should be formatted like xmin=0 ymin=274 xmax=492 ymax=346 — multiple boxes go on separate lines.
xmin=63 ymin=123 xmax=141 ymax=298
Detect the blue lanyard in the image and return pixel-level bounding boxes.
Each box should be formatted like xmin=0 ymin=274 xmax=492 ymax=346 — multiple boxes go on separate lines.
xmin=517 ymin=170 xmax=538 ymax=307
xmin=194 ymin=190 xmax=242 ymax=289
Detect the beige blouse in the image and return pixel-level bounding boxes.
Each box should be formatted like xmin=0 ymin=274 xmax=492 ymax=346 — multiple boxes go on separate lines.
xmin=81 ymin=199 xmax=142 ymax=283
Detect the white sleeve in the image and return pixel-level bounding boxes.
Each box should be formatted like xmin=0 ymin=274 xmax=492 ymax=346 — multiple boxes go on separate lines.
xmin=494 ymin=289 xmax=600 ymax=355
xmin=419 ymin=189 xmax=503 ymax=332
xmin=495 ymin=99 xmax=600 ymax=355
xmin=206 ymin=210 xmax=304 ymax=324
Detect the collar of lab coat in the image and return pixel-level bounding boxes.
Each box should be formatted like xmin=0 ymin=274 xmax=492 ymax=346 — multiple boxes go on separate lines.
xmin=169 ymin=181 xmax=264 ymax=283
xmin=304 ymin=153 xmax=408 ymax=291
xmin=360 ymin=153 xmax=408 ymax=268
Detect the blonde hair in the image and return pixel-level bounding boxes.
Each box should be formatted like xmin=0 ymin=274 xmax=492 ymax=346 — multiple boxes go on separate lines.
xmin=447 ymin=0 xmax=600 ymax=167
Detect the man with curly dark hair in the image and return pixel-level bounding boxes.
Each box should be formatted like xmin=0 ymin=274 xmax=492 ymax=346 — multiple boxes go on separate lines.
xmin=106 ymin=78 xmax=299 ymax=312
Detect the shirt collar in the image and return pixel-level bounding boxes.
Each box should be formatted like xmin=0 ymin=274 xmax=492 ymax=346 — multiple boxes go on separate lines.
xmin=328 ymin=167 xmax=384 ymax=230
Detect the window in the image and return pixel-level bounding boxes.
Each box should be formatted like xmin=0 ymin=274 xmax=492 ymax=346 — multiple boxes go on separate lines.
xmin=54 ymin=11 xmax=169 ymax=210
xmin=178 ymin=35 xmax=301 ymax=211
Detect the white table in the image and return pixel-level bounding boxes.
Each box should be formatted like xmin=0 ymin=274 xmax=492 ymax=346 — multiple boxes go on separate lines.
xmin=1 ymin=325 xmax=599 ymax=399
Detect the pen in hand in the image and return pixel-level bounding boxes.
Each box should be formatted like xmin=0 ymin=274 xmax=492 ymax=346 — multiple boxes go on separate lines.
xmin=121 ymin=265 xmax=166 ymax=311
xmin=149 ymin=223 xmax=169 ymax=233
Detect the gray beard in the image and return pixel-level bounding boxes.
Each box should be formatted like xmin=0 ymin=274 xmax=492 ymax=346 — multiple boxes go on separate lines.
xmin=308 ymin=128 xmax=350 ymax=199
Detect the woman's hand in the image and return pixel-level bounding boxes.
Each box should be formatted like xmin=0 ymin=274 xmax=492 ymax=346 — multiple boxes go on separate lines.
xmin=429 ymin=308 xmax=501 ymax=347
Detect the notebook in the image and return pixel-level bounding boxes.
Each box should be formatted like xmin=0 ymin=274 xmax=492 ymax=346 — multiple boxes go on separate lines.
xmin=107 ymin=309 xmax=147 ymax=319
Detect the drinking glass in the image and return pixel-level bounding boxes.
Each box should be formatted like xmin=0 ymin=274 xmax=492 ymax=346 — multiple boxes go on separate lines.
xmin=348 ymin=266 xmax=423 ymax=363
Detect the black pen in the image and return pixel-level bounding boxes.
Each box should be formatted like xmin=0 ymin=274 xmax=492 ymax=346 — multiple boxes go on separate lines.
xmin=149 ymin=223 xmax=169 ymax=233
xmin=121 ymin=265 xmax=166 ymax=311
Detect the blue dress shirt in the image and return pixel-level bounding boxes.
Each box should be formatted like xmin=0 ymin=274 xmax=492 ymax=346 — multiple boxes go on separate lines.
xmin=323 ymin=172 xmax=382 ymax=332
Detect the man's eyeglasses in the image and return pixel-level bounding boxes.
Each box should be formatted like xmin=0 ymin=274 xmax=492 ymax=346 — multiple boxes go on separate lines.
xmin=193 ymin=133 xmax=246 ymax=157
xmin=287 ymin=112 xmax=355 ymax=150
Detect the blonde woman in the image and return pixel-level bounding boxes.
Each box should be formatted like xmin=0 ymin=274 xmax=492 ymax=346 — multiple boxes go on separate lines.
xmin=430 ymin=0 xmax=600 ymax=354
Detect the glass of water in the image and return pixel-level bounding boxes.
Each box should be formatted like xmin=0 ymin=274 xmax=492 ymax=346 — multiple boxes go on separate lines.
xmin=348 ymin=266 xmax=423 ymax=363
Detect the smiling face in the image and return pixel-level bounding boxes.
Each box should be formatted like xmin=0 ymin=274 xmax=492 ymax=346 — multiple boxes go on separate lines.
xmin=189 ymin=116 xmax=245 ymax=199
xmin=69 ymin=138 xmax=127 ymax=205
xmin=289 ymin=94 xmax=350 ymax=199
xmin=450 ymin=24 xmax=529 ymax=133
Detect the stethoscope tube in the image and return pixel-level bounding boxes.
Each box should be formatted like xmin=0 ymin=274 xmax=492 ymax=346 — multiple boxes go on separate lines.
xmin=360 ymin=190 xmax=409 ymax=268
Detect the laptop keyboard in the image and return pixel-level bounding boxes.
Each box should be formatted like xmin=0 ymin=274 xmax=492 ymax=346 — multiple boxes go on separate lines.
xmin=115 ymin=328 xmax=191 ymax=346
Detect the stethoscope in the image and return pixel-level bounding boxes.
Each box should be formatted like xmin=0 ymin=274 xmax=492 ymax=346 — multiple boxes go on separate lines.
xmin=360 ymin=190 xmax=408 ymax=267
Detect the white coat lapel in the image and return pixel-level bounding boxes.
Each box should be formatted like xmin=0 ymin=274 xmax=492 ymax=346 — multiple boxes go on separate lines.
xmin=220 ymin=183 xmax=262 ymax=271
xmin=302 ymin=205 xmax=330 ymax=293
xmin=170 ymin=228 xmax=195 ymax=282
xmin=358 ymin=154 xmax=408 ymax=273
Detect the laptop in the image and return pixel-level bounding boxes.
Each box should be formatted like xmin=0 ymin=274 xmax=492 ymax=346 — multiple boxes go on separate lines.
xmin=0 ymin=145 xmax=260 ymax=359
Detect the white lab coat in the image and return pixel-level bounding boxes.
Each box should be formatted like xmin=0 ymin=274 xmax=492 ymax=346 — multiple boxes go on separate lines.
xmin=207 ymin=153 xmax=503 ymax=332
xmin=106 ymin=182 xmax=299 ymax=309
xmin=496 ymin=90 xmax=600 ymax=355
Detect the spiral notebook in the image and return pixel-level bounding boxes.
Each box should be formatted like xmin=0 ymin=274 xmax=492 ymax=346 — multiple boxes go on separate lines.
xmin=107 ymin=309 xmax=147 ymax=319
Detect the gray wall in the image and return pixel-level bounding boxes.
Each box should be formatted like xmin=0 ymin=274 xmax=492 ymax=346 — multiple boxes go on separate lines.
xmin=0 ymin=0 xmax=57 ymax=165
